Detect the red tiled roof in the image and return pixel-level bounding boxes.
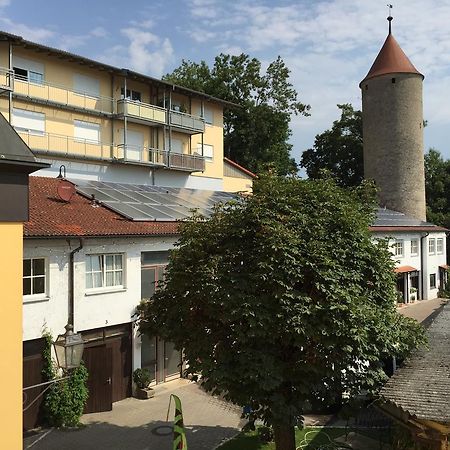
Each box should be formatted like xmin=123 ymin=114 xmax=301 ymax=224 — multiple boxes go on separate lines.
xmin=25 ymin=177 xmax=179 ymax=238
xmin=360 ymin=34 xmax=423 ymax=86
xmin=394 ymin=265 xmax=417 ymax=274
xmin=223 ymin=157 xmax=257 ymax=178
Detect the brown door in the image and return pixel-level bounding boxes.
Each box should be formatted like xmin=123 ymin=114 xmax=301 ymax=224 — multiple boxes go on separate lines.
xmin=23 ymin=354 xmax=44 ymax=430
xmin=107 ymin=334 xmax=132 ymax=403
xmin=83 ymin=345 xmax=113 ymax=413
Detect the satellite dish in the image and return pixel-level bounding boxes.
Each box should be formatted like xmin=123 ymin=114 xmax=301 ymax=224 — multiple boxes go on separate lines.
xmin=57 ymin=179 xmax=76 ymax=202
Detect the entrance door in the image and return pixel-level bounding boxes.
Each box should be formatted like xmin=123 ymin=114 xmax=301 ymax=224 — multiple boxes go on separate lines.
xmin=126 ymin=130 xmax=144 ymax=161
xmin=83 ymin=345 xmax=113 ymax=413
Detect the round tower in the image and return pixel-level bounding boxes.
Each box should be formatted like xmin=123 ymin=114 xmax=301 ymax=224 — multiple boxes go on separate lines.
xmin=360 ymin=17 xmax=426 ymax=221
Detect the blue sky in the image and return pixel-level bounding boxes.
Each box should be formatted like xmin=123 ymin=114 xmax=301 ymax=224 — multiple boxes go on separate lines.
xmin=2 ymin=0 xmax=450 ymax=164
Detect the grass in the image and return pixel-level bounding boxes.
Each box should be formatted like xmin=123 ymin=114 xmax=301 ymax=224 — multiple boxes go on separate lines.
xmin=218 ymin=427 xmax=348 ymax=450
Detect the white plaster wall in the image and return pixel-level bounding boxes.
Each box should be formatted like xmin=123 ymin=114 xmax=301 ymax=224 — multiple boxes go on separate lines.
xmin=372 ymin=230 xmax=447 ymax=300
xmin=23 ymin=236 xmax=177 ymax=346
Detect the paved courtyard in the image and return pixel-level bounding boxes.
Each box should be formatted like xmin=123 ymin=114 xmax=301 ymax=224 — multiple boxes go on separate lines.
xmin=24 ymin=379 xmax=244 ymax=450
xmin=397 ymin=297 xmax=447 ymax=324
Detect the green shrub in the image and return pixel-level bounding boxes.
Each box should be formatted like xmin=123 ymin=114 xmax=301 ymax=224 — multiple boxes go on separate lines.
xmin=133 ymin=368 xmax=152 ymax=389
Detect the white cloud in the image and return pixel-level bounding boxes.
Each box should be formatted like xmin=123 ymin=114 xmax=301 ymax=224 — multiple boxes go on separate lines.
xmin=0 ymin=17 xmax=55 ymax=42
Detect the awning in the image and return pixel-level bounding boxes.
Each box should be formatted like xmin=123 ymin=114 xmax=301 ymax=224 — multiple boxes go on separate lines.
xmin=439 ymin=264 xmax=449 ymax=270
xmin=394 ymin=265 xmax=417 ymax=274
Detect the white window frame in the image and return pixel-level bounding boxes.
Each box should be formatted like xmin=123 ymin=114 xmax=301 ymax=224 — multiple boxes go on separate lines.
xmin=73 ymin=73 xmax=100 ymax=99
xmin=428 ymin=238 xmax=436 ymax=255
xmin=437 ymin=238 xmax=444 ymax=255
xmin=197 ymin=105 xmax=213 ymax=125
xmin=392 ymin=240 xmax=404 ymax=258
xmin=13 ymin=56 xmax=44 ymax=85
xmin=74 ymin=120 xmax=100 ymax=144
xmin=197 ymin=143 xmax=213 ymax=161
xmin=121 ymin=88 xmax=141 ymax=102
xmin=85 ymin=253 xmax=125 ymax=292
xmin=23 ymin=257 xmax=48 ymax=302
xmin=410 ymin=239 xmax=419 ymax=256
xmin=12 ymin=108 xmax=45 ymax=136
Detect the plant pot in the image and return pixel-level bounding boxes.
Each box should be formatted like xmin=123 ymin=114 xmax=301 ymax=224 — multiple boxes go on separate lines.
xmin=134 ymin=387 xmax=155 ymax=400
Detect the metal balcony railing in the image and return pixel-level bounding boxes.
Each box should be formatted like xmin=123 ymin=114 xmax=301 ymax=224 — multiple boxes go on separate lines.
xmin=116 ymin=144 xmax=166 ymax=166
xmin=166 ymin=151 xmax=205 ymax=172
xmin=0 ymin=67 xmax=13 ymax=93
xmin=169 ymin=110 xmax=205 ymax=134
xmin=117 ymin=99 xmax=166 ymax=125
xmin=12 ymin=74 xmax=114 ymax=114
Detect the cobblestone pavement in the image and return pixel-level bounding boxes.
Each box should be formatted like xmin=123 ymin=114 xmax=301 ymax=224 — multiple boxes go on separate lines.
xmin=23 ymin=379 xmax=245 ymax=450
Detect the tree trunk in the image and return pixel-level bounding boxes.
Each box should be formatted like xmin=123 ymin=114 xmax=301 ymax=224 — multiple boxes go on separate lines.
xmin=273 ymin=423 xmax=296 ymax=450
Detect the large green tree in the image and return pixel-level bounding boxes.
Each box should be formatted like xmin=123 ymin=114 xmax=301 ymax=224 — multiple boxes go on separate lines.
xmin=138 ymin=174 xmax=425 ymax=450
xmin=300 ymin=104 xmax=363 ymax=187
xmin=164 ymin=54 xmax=310 ymax=175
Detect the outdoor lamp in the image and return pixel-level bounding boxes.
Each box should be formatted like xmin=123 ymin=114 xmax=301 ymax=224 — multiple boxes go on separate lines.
xmin=53 ymin=324 xmax=85 ymax=370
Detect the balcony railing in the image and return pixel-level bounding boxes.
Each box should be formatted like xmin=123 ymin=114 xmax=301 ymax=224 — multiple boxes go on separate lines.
xmin=16 ymin=130 xmax=205 ymax=172
xmin=117 ymin=99 xmax=166 ymax=125
xmin=0 ymin=67 xmax=13 ymax=93
xmin=166 ymin=151 xmax=205 ymax=172
xmin=169 ymin=110 xmax=205 ymax=134
xmin=12 ymin=75 xmax=114 ymax=114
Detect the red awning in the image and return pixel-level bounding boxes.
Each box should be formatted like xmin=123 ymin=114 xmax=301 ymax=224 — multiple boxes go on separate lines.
xmin=394 ymin=265 xmax=417 ymax=274
xmin=439 ymin=264 xmax=449 ymax=270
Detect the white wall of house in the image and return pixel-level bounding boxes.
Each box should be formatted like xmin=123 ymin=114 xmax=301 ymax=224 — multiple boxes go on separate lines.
xmin=372 ymin=230 xmax=447 ymax=300
xmin=23 ymin=235 xmax=178 ymax=373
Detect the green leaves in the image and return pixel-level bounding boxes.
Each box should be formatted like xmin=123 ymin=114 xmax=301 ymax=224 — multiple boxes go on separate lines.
xmin=138 ymin=174 xmax=425 ymax=428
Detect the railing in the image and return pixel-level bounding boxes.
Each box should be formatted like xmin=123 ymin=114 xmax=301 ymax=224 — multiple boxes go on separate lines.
xmin=0 ymin=67 xmax=13 ymax=93
xmin=116 ymin=144 xmax=166 ymax=166
xmin=169 ymin=110 xmax=205 ymax=133
xmin=12 ymin=74 xmax=114 ymax=114
xmin=166 ymin=151 xmax=205 ymax=172
xmin=117 ymin=99 xmax=166 ymax=124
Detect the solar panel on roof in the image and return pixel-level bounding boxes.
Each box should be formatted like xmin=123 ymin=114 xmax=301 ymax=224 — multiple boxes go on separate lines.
xmin=72 ymin=179 xmax=239 ymax=222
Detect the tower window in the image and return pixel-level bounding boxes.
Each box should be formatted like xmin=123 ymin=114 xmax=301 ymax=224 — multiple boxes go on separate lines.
xmin=391 ymin=78 xmax=396 ymax=83
xmin=365 ymin=84 xmax=368 ymax=90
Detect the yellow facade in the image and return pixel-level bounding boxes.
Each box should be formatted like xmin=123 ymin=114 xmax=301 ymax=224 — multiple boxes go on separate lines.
xmin=0 ymin=223 xmax=23 ymax=450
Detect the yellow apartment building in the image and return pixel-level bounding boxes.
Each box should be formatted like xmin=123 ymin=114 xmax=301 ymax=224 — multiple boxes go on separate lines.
xmin=0 ymin=30 xmax=252 ymax=192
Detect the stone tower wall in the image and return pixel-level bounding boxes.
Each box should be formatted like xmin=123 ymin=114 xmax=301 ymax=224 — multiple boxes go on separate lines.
xmin=362 ymin=73 xmax=426 ymax=221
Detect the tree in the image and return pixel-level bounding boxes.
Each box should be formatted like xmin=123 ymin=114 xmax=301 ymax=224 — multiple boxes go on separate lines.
xmin=164 ymin=54 xmax=310 ymax=175
xmin=138 ymin=174 xmax=425 ymax=450
xmin=300 ymin=104 xmax=363 ymax=187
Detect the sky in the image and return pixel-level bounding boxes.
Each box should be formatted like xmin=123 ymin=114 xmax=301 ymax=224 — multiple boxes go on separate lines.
xmin=2 ymin=0 xmax=450 ymax=165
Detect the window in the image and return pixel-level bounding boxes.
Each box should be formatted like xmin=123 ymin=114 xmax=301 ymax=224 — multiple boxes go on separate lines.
xmin=13 ymin=56 xmax=44 ymax=84
xmin=167 ymin=139 xmax=183 ymax=154
xmin=197 ymin=143 xmax=213 ymax=160
xmin=120 ymin=88 xmax=141 ymax=102
xmin=428 ymin=238 xmax=436 ymax=255
xmin=437 ymin=238 xmax=444 ymax=254
xmin=74 ymin=120 xmax=100 ymax=144
xmin=197 ymin=105 xmax=213 ymax=124
xmin=392 ymin=240 xmax=403 ymax=257
xmin=23 ymin=258 xmax=46 ymax=297
xmin=12 ymin=108 xmax=45 ymax=135
xmin=430 ymin=273 xmax=436 ymax=289
xmin=410 ymin=239 xmax=419 ymax=256
xmin=86 ymin=254 xmax=124 ymax=290
xmin=73 ymin=73 xmax=100 ymax=98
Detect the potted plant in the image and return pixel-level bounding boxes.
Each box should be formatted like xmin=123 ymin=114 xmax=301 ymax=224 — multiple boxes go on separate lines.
xmin=409 ymin=287 xmax=417 ymax=302
xmin=133 ymin=368 xmax=154 ymax=399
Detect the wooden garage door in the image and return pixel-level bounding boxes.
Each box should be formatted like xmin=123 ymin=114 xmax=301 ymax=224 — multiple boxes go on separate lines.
xmin=107 ymin=334 xmax=132 ymax=403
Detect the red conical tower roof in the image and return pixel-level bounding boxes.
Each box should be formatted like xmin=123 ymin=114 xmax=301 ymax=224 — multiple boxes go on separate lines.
xmin=360 ymin=31 xmax=423 ymax=86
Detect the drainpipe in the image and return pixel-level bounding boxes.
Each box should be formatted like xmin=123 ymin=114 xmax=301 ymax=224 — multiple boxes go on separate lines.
xmin=68 ymin=239 xmax=83 ymax=327
xmin=420 ymin=232 xmax=429 ymax=301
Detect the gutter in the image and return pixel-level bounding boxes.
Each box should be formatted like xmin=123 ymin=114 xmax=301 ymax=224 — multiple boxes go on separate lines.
xmin=68 ymin=239 xmax=83 ymax=327
xmin=420 ymin=232 xmax=429 ymax=300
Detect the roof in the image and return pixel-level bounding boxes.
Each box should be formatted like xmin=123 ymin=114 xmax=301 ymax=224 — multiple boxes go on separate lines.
xmin=360 ymin=33 xmax=423 ymax=86
xmin=0 ymin=30 xmax=238 ymax=109
xmin=380 ymin=302 xmax=450 ymax=423
xmin=394 ymin=265 xmax=417 ymax=274
xmin=370 ymin=208 xmax=447 ymax=232
xmin=25 ymin=177 xmax=179 ymax=238
xmin=0 ymin=113 xmax=49 ymax=172
xmin=223 ymin=157 xmax=257 ymax=178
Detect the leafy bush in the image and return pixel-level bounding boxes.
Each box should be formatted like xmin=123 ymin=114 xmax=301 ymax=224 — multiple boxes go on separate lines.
xmin=133 ymin=368 xmax=152 ymax=389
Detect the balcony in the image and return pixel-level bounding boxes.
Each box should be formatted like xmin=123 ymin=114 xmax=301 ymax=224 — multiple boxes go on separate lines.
xmin=11 ymin=74 xmax=113 ymax=114
xmin=0 ymin=67 xmax=13 ymax=94
xmin=166 ymin=152 xmax=205 ymax=172
xmin=16 ymin=130 xmax=205 ymax=172
xmin=169 ymin=110 xmax=205 ymax=134
xmin=116 ymin=99 xmax=166 ymax=126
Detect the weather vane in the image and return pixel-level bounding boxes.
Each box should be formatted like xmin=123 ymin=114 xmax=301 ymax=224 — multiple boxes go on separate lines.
xmin=387 ymin=4 xmax=393 ymax=34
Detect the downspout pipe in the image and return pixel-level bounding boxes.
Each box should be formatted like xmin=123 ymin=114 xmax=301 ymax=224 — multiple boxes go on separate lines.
xmin=420 ymin=232 xmax=429 ymax=301
xmin=68 ymin=239 xmax=83 ymax=328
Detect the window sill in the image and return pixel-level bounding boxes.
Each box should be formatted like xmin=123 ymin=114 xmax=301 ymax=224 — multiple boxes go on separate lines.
xmin=23 ymin=296 xmax=50 ymax=304
xmin=85 ymin=287 xmax=127 ymax=297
